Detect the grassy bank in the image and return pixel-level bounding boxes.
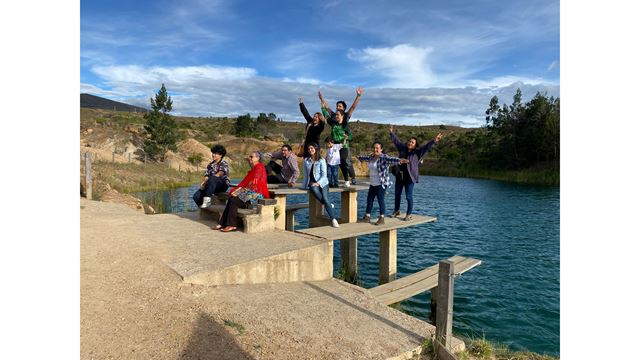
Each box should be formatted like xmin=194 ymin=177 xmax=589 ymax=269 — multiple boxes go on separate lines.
xmin=89 ymin=161 xmax=201 ymax=194
xmin=423 ymin=163 xmax=559 ymax=186
xmin=421 ymin=336 xmax=558 ymax=360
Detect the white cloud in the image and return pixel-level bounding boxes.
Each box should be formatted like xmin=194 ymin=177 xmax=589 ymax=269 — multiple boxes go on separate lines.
xmin=83 ymin=63 xmax=559 ymax=127
xmin=348 ymin=44 xmax=436 ymax=88
xmin=547 ymin=60 xmax=559 ymax=71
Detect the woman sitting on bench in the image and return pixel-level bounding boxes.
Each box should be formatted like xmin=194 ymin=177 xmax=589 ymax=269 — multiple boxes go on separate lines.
xmin=193 ymin=144 xmax=230 ymax=208
xmin=215 ymin=151 xmax=270 ymax=232
xmin=302 ymin=143 xmax=340 ymax=228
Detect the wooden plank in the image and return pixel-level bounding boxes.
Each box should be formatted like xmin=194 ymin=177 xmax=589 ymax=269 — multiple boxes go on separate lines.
xmin=369 ymin=256 xmax=478 ymax=297
xmin=369 ymin=256 xmax=481 ymax=305
xmin=296 ymin=215 xmax=437 ymax=241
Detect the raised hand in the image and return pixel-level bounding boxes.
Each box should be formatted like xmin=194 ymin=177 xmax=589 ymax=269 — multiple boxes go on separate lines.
xmin=435 ymin=133 xmax=443 ymax=142
xmin=389 ymin=125 xmax=394 ymax=133
xmin=356 ymin=86 xmax=364 ymax=96
xmin=299 ymin=96 xmax=304 ymax=104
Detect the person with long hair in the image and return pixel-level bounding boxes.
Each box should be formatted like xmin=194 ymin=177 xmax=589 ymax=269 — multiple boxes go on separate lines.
xmin=194 ymin=144 xmax=230 ymax=208
xmin=214 ymin=151 xmax=270 ymax=232
xmin=302 ymin=143 xmax=340 ymax=228
xmin=389 ymin=126 xmax=443 ymax=221
xmin=299 ymin=96 xmax=326 ymax=158
xmin=357 ymin=142 xmax=408 ymax=225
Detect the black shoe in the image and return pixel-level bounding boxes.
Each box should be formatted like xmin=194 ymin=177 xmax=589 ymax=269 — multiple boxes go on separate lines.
xmin=358 ymin=215 xmax=371 ymax=223
xmin=374 ymin=216 xmax=385 ymax=225
xmin=390 ymin=210 xmax=401 ymax=218
xmin=350 ymin=178 xmax=357 ymax=185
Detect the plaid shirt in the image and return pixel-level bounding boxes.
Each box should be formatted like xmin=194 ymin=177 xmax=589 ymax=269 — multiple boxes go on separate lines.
xmin=356 ymin=153 xmax=403 ymax=189
xmin=203 ymin=160 xmax=230 ymax=186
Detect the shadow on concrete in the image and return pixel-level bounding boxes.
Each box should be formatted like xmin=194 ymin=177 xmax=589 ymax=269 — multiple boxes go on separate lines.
xmin=304 ymin=281 xmax=425 ymax=342
xmin=179 ymin=313 xmax=254 ymax=360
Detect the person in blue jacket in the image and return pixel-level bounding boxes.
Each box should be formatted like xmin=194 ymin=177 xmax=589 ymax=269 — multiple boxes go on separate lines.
xmin=302 ymin=143 xmax=340 ymax=228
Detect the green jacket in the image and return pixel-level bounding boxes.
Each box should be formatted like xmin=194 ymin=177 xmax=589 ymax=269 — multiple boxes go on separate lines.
xmin=323 ymin=107 xmax=352 ymax=148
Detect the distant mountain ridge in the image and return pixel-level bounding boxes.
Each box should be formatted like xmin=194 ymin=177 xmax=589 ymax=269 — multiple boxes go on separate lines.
xmin=81 ymin=93 xmax=148 ymax=113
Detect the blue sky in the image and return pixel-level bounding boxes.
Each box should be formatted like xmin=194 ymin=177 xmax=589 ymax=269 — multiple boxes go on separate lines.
xmin=81 ymin=0 xmax=559 ymax=127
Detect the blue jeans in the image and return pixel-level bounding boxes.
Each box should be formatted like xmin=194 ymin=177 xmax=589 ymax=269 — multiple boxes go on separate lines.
xmin=327 ymin=164 xmax=340 ymax=187
xmin=193 ymin=176 xmax=229 ymax=206
xmin=394 ymin=179 xmax=415 ymax=215
xmin=365 ymin=185 xmax=386 ymax=216
xmin=309 ymin=185 xmax=336 ymax=219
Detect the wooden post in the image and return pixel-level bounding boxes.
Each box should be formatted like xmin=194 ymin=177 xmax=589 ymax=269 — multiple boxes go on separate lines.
xmin=436 ymin=260 xmax=454 ymax=351
xmin=85 ymin=152 xmax=92 ymax=200
xmin=379 ymin=229 xmax=397 ymax=284
xmin=340 ymin=189 xmax=358 ymax=279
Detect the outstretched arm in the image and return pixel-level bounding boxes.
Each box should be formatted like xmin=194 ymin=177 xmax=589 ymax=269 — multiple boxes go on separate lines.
xmin=318 ymin=91 xmax=334 ymax=116
xmin=346 ymin=86 xmax=364 ymax=118
xmin=417 ymin=133 xmax=443 ymax=158
xmin=299 ymin=97 xmax=313 ymax=123
xmin=389 ymin=125 xmax=405 ymax=151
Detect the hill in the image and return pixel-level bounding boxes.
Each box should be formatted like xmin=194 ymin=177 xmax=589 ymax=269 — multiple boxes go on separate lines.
xmin=81 ymin=93 xmax=148 ymax=113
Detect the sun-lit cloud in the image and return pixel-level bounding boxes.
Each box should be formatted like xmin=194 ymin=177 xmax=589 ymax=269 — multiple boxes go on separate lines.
xmin=348 ymin=44 xmax=436 ymax=88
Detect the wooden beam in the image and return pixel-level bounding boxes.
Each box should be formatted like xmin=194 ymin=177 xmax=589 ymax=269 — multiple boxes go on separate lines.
xmin=379 ymin=229 xmax=397 ymax=284
xmin=436 ymin=260 xmax=454 ymax=351
xmin=85 ymin=152 xmax=92 ymax=200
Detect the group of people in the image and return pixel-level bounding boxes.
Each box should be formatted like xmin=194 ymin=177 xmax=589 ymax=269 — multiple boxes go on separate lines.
xmin=192 ymin=87 xmax=443 ymax=232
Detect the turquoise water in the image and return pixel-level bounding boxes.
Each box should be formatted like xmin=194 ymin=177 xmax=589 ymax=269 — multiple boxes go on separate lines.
xmin=134 ymin=176 xmax=560 ymax=355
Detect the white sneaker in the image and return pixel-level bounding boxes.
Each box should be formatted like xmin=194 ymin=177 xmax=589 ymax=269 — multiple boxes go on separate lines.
xmin=331 ymin=219 xmax=340 ymax=228
xmin=201 ymin=197 xmax=212 ymax=208
xmin=344 ymin=181 xmax=351 ymax=188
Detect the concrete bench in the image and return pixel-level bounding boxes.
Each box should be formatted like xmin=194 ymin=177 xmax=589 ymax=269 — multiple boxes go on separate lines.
xmin=200 ymin=196 xmax=277 ymax=234
xmin=284 ymin=202 xmax=309 ymax=231
xmin=367 ymin=255 xmax=481 ymax=305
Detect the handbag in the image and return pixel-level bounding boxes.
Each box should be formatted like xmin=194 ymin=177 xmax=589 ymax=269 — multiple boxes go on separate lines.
xmin=232 ymin=187 xmax=264 ymax=208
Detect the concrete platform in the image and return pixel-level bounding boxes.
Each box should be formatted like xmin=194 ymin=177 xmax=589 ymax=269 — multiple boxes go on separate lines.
xmin=81 ymin=199 xmax=466 ymax=358
xmin=80 ymin=199 xmax=333 ymax=286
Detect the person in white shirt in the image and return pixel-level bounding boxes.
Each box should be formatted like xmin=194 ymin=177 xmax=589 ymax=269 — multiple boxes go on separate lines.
xmin=356 ymin=142 xmax=408 ymax=225
xmin=324 ymin=136 xmax=343 ymax=188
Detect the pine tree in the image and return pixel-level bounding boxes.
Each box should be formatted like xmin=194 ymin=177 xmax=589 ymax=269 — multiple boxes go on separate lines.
xmin=143 ymin=84 xmax=178 ymax=161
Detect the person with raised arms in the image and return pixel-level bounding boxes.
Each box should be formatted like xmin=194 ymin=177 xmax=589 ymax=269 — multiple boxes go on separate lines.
xmin=298 ymin=96 xmax=326 ymax=158
xmin=319 ymin=87 xmax=363 ymax=186
xmin=389 ymin=126 xmax=443 ymax=221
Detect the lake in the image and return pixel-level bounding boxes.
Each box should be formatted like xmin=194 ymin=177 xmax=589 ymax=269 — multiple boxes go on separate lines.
xmin=134 ymin=175 xmax=560 ymax=355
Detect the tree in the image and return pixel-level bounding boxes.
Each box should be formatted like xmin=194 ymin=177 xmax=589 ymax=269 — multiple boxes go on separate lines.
xmin=143 ymin=84 xmax=178 ymax=161
xmin=234 ymin=113 xmax=256 ymax=136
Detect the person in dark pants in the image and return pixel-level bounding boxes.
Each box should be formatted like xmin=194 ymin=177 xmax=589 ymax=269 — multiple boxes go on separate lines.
xmin=264 ymin=144 xmax=300 ymax=186
xmin=215 ymin=151 xmax=270 ymax=232
xmin=389 ymin=125 xmax=443 ymax=221
xmin=193 ymin=144 xmax=230 ymax=208
xmin=356 ymin=142 xmax=408 ymax=225
xmin=319 ymin=87 xmax=363 ymax=186
xmin=298 ymin=96 xmax=326 ymax=158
